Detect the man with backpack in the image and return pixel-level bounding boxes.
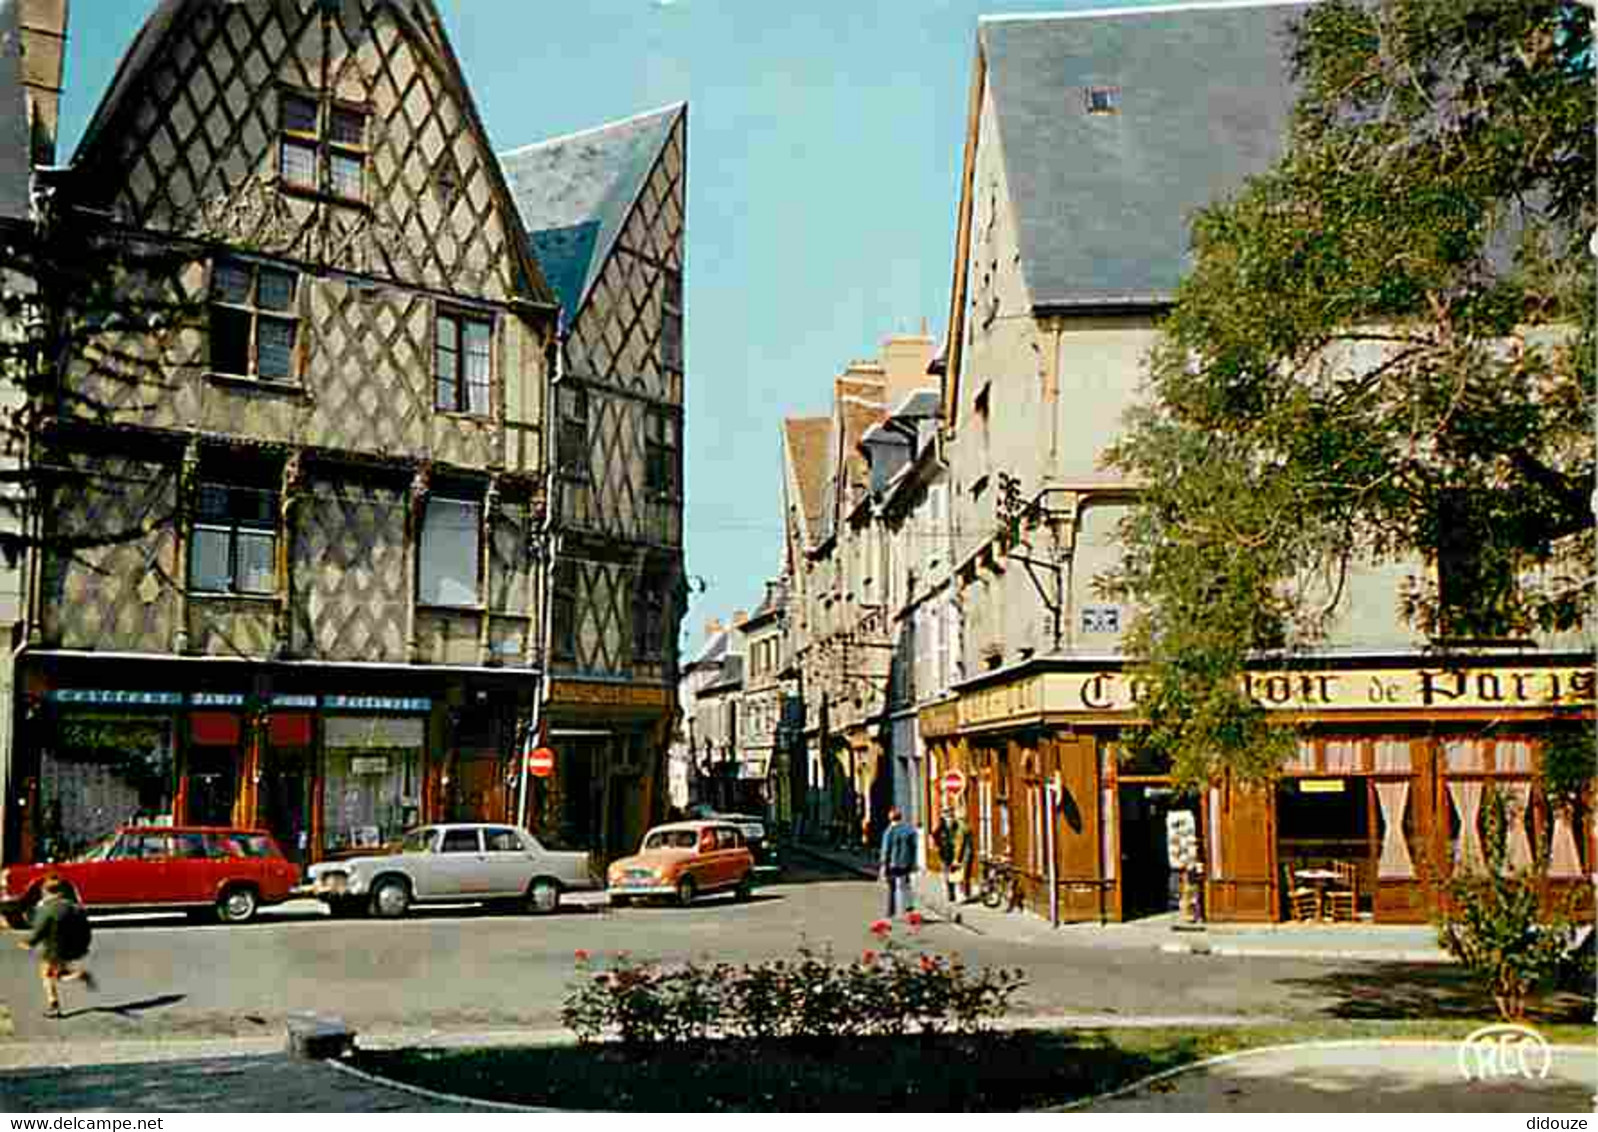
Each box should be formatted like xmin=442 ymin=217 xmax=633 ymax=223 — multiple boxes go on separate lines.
xmin=18 ymin=878 xmax=96 ymax=1017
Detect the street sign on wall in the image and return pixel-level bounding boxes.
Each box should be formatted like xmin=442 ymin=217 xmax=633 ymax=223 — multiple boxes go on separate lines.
xmin=527 ymin=746 xmax=556 ymax=778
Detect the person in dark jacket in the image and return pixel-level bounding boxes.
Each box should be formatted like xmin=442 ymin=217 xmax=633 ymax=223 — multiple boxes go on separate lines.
xmin=878 ymin=808 xmax=919 ymax=919
xmin=17 ymin=878 xmax=96 ymax=1017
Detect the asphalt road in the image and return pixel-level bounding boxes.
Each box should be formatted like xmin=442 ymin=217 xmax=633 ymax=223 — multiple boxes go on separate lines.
xmin=0 ymin=859 xmax=1403 ymax=1048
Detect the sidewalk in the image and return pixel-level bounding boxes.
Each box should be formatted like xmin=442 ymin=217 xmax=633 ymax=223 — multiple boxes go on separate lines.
xmin=786 ymin=841 xmax=1454 ymax=964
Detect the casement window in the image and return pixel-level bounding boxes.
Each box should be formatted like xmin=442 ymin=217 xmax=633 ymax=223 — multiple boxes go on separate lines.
xmin=645 ymin=409 xmax=679 ymax=495
xmin=210 ymin=261 xmax=299 ymax=382
xmin=418 ymin=497 xmax=481 ymax=607
xmin=633 ymin=571 xmax=666 ymax=660
xmin=434 ymin=311 xmax=492 ymax=415
xmin=557 ymin=385 xmax=589 ymax=478
xmin=279 ymin=90 xmax=367 ymax=200
xmin=190 ymin=483 xmax=277 ymax=595
xmin=661 ymin=270 xmax=683 ymax=371
xmin=551 ymin=559 xmax=577 ymax=659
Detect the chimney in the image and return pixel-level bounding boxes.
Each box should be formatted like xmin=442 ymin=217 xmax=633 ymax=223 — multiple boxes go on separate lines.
xmin=704 ymin=617 xmax=722 ymax=640
xmin=732 ymin=609 xmax=748 ymax=627
xmin=880 ymin=327 xmax=937 ymax=409
xmin=18 ymin=0 xmax=68 ymax=166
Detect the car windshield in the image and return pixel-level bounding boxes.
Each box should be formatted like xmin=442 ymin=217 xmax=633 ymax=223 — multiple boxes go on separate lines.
xmin=400 ymin=828 xmax=437 ymax=853
xmin=72 ymin=835 xmax=116 ymax=863
xmin=643 ymin=829 xmax=699 ymax=851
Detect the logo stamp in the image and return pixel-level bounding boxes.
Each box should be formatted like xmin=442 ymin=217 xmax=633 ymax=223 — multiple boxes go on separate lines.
xmin=1457 ymin=1023 xmax=1552 ymax=1082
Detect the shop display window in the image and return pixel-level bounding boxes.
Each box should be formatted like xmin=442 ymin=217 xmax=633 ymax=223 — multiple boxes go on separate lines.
xmin=40 ymin=718 xmax=174 ymax=859
xmin=321 ymin=741 xmax=421 ymax=853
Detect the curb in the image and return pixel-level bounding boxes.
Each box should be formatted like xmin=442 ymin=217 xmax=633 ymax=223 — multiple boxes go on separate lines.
xmin=326 ymin=1055 xmax=558 ymax=1112
xmin=1043 ymin=1038 xmax=1598 ymax=1113
xmin=1159 ymin=942 xmax=1454 ymax=964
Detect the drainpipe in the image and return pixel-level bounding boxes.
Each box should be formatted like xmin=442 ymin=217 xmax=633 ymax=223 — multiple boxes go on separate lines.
xmin=1046 ymin=771 xmax=1059 ymax=928
xmin=518 ymin=321 xmax=560 ymax=830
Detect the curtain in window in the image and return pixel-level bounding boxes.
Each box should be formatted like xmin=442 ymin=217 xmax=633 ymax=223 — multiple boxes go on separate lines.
xmin=1449 ymin=780 xmax=1485 ymax=871
xmin=419 ymin=499 xmax=480 ymax=606
xmin=1548 ymin=803 xmax=1583 ymax=877
xmin=1501 ymin=781 xmax=1534 ymax=870
xmin=1375 ymin=781 xmax=1414 ymax=879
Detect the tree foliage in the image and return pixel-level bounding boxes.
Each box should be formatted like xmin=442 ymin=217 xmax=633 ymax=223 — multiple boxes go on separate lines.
xmin=1104 ymin=0 xmax=1595 ymax=788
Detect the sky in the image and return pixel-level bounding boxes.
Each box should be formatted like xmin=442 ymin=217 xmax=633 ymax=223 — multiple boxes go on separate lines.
xmin=56 ymin=0 xmax=1169 ymax=637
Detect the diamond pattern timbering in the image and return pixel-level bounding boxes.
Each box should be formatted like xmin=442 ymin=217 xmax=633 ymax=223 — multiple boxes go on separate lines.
xmin=565 ymin=117 xmax=685 ymax=404
xmin=40 ymin=452 xmax=178 ymax=652
xmin=562 ymin=389 xmax=644 ymax=541
xmin=188 ymin=597 xmax=276 ymax=659
xmin=290 ymin=476 xmax=407 ymax=662
xmin=559 ymin=549 xmax=631 ymax=677
xmin=104 ymin=0 xmax=521 ymax=300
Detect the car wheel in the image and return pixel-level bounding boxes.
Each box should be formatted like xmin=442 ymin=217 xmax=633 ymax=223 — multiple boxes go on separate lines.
xmin=370 ymin=877 xmax=411 ymax=919
xmin=216 ymin=885 xmax=259 ymax=924
xmin=734 ymin=875 xmax=753 ymax=902
xmin=525 ymin=878 xmax=561 ymax=915
xmin=675 ymin=875 xmax=696 ymax=908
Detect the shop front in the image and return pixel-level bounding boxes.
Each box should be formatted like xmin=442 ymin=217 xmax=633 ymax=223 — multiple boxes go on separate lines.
xmin=922 ymin=655 xmax=1595 ymax=926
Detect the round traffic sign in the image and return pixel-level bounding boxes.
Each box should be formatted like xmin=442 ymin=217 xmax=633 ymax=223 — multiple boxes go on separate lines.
xmin=527 ymin=746 xmax=556 ymax=777
xmin=941 ymin=769 xmax=966 ymax=795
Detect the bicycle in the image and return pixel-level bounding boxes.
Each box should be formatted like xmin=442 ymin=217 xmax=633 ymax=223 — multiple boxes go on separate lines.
xmin=975 ymin=856 xmax=1023 ymax=911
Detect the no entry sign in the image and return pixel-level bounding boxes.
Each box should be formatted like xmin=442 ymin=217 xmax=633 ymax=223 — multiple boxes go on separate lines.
xmin=527 ymin=746 xmax=556 ymax=778
xmin=941 ymin=769 xmax=966 ymax=796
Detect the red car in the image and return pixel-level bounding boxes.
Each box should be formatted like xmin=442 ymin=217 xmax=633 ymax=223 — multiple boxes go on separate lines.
xmin=0 ymin=826 xmax=302 ymax=926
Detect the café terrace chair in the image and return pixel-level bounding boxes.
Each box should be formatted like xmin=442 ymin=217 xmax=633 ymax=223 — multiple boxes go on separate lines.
xmin=1323 ymin=860 xmax=1359 ymax=922
xmin=1283 ymin=864 xmax=1319 ymax=922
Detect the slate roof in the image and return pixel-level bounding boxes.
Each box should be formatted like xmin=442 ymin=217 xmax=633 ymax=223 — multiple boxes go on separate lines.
xmin=501 ymin=103 xmax=684 ymax=321
xmin=783 ymin=417 xmax=830 ymax=544
xmin=0 ymin=0 xmax=30 ymax=222
xmin=979 ymin=0 xmax=1304 ymax=310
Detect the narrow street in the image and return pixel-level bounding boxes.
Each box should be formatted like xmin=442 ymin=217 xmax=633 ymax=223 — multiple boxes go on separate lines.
xmin=0 ymin=858 xmax=1355 ymax=1049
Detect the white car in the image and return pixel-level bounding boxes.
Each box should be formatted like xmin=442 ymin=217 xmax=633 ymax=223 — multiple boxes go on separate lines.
xmin=305 ymin=823 xmax=595 ymax=918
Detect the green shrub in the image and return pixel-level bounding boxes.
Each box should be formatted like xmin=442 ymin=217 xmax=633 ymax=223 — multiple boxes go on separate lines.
xmin=1435 ymin=787 xmax=1576 ymax=1021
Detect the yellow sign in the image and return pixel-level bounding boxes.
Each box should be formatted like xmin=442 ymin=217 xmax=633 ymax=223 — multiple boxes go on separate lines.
xmin=1298 ymin=779 xmax=1346 ymax=794
xmin=548 ymin=680 xmax=672 ymax=711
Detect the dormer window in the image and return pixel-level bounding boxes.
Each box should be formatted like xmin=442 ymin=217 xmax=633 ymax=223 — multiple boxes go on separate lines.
xmin=1085 ymin=86 xmax=1121 ymax=115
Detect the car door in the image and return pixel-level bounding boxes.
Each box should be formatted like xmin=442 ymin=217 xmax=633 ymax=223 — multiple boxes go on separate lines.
xmin=423 ymin=827 xmax=486 ymax=899
xmin=481 ymin=826 xmax=533 ymax=897
xmin=79 ymin=832 xmax=173 ymax=906
xmin=714 ymin=826 xmax=744 ymax=889
xmin=165 ymin=831 xmax=215 ymax=903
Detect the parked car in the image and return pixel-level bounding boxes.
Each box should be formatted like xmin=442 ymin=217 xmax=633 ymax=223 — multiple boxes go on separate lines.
xmin=304 ymin=823 xmax=594 ymax=918
xmin=607 ymin=820 xmax=755 ymax=907
xmin=0 ymin=826 xmax=301 ymax=926
xmin=705 ymin=812 xmax=781 ymax=876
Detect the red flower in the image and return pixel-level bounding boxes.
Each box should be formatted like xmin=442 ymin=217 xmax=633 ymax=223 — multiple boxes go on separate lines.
xmin=574 ymin=949 xmax=591 ymax=962
xmin=861 ymin=949 xmax=878 ymax=965
xmin=906 ymin=910 xmax=924 ymax=931
xmin=869 ymin=918 xmax=892 ymax=938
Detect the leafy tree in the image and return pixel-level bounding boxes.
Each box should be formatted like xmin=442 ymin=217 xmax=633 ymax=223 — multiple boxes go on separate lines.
xmin=1104 ymin=0 xmax=1595 ymax=787
xmin=0 ymin=179 xmax=201 ymax=563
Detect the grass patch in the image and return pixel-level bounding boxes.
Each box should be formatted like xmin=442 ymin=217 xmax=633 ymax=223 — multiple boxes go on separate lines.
xmin=352 ymin=1019 xmax=1597 ymax=1112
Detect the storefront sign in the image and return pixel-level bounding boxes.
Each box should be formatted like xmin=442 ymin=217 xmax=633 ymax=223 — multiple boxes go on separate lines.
xmin=189 ymin=692 xmax=245 ymax=707
xmin=1052 ymin=665 xmax=1593 ymax=715
xmin=919 ymin=700 xmax=959 ymax=738
xmin=273 ymin=694 xmax=318 ymax=709
xmin=322 ymin=695 xmax=431 ymax=713
xmin=549 ymin=680 xmax=672 ymax=710
xmin=962 ymin=676 xmax=1042 ymax=729
xmin=1298 ymin=779 xmax=1346 ymax=794
xmin=47 ymin=690 xmax=183 ymax=707
xmin=349 ymin=757 xmax=390 ymax=776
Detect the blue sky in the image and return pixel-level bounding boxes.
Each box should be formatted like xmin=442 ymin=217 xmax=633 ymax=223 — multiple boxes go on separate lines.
xmin=58 ymin=0 xmax=1165 ymax=633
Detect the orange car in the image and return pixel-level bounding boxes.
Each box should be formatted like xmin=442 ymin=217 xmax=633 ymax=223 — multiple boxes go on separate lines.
xmin=607 ymin=820 xmax=755 ymax=907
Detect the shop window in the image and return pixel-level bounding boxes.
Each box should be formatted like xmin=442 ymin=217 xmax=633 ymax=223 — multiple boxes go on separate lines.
xmin=1277 ymin=778 xmax=1369 ymax=875
xmin=645 ymin=408 xmax=679 ymax=496
xmin=321 ymin=725 xmax=422 ymax=853
xmin=210 ymin=260 xmax=299 ymax=382
xmin=551 ymin=558 xmax=577 ymax=660
xmin=419 ymin=497 xmax=481 ymax=607
xmin=279 ymin=89 xmax=367 ymax=201
xmin=190 ymin=482 xmax=278 ymax=596
xmin=435 ymin=310 xmax=493 ymax=415
xmin=558 ymin=384 xmax=589 ymax=479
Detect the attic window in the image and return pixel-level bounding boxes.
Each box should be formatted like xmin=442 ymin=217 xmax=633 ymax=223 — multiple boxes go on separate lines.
xmin=1085 ymin=86 xmax=1121 ymax=115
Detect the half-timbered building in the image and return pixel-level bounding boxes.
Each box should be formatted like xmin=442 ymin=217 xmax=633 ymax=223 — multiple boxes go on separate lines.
xmin=502 ymin=104 xmax=688 ymax=861
xmin=6 ymin=0 xmax=559 ymax=867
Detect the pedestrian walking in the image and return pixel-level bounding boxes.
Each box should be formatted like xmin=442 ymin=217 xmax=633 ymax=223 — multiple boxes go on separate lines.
xmin=17 ymin=878 xmax=96 ymax=1018
xmin=879 ymin=807 xmax=918 ymax=919
xmin=934 ymin=807 xmax=974 ymax=904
